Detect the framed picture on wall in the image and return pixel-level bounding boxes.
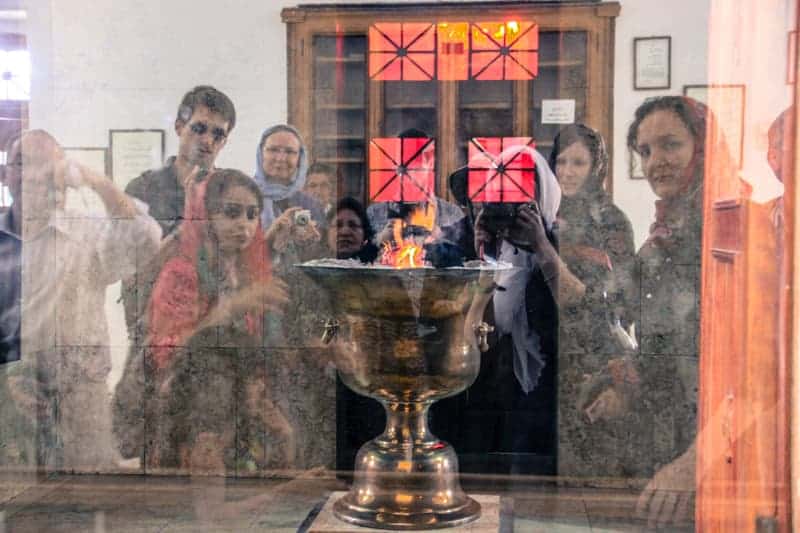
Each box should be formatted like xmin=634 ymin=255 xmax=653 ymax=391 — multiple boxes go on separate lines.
xmin=63 ymin=147 xmax=108 ymax=176
xmin=634 ymin=36 xmax=671 ymax=90
xmin=629 ymin=149 xmax=645 ymax=180
xmin=109 ymin=129 xmax=165 ymax=190
xmin=683 ymin=84 xmax=746 ymax=168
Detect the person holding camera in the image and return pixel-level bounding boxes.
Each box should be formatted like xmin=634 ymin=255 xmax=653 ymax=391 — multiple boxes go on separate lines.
xmin=254 ymin=124 xmax=323 ymax=256
xmin=253 ymin=125 xmax=336 ymax=469
xmin=431 ymin=145 xmax=577 ymax=476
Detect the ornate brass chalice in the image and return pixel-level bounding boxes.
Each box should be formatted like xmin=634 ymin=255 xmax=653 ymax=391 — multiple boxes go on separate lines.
xmin=299 ymin=261 xmax=497 ymax=530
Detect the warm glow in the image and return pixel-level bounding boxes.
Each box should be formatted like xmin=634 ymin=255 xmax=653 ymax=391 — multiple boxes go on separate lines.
xmin=408 ymin=202 xmax=436 ymax=231
xmin=381 ymin=241 xmax=425 ymax=269
xmin=471 ymin=21 xmax=539 ymax=80
xmin=379 ymin=202 xmax=437 ymax=268
xmin=437 ymin=22 xmax=469 ymax=80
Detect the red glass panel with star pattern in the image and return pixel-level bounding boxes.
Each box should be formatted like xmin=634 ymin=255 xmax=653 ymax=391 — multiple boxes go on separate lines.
xmin=470 ymin=22 xmax=538 ymax=80
xmin=468 ymin=137 xmax=536 ymax=203
xmin=369 ymin=23 xmax=436 ymax=81
xmin=369 ymin=137 xmax=436 ymax=202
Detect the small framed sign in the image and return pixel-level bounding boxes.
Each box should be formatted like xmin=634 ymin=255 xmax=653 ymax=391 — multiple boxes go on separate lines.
xmin=634 ymin=36 xmax=671 ymax=90
xmin=541 ymin=99 xmax=576 ymax=124
xmin=629 ymin=149 xmax=645 ymax=180
xmin=109 ymin=129 xmax=165 ymax=189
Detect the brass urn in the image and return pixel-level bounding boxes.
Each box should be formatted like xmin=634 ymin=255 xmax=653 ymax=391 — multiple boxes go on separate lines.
xmin=300 ymin=262 xmax=495 ymax=530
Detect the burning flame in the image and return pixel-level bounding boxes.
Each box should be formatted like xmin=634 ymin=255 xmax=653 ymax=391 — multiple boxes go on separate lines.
xmin=379 ymin=202 xmax=437 ymax=268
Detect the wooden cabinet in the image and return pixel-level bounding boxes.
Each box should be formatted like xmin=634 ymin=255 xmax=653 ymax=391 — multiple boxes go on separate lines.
xmin=282 ymin=1 xmax=620 ymax=204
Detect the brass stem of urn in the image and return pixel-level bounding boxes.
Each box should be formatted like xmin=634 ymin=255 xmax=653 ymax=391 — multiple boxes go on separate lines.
xmin=300 ymin=264 xmax=495 ymax=530
xmin=333 ymin=400 xmax=479 ymax=530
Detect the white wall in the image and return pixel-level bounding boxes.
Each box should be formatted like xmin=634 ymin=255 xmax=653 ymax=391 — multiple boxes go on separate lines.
xmin=18 ymin=0 xmax=719 ymax=384
xmin=23 ymin=0 xmax=713 ymax=247
xmin=612 ymin=0 xmax=710 ymax=247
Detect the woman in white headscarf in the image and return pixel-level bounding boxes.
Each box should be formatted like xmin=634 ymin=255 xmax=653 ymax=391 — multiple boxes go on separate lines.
xmin=431 ymin=145 xmax=574 ymax=477
xmin=253 ymin=124 xmax=324 ymax=230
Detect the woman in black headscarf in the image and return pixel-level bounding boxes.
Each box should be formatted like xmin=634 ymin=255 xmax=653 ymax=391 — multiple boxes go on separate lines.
xmin=326 ymin=197 xmax=379 ymax=263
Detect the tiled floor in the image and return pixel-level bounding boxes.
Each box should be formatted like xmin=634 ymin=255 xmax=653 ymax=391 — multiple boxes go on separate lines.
xmin=0 ymin=473 xmax=693 ymax=532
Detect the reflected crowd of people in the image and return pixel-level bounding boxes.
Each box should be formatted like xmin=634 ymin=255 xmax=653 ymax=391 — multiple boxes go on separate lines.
xmin=0 ymin=84 xmax=789 ymax=527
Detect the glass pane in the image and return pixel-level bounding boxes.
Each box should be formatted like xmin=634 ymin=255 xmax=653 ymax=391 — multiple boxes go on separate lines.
xmin=312 ymin=35 xmax=367 ymax=202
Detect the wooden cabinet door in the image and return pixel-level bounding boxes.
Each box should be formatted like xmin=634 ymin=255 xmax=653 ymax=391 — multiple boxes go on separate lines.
xmin=697 ymin=106 xmax=793 ymax=533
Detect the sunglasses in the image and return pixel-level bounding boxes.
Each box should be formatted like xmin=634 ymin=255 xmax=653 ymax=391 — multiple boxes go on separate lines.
xmin=189 ymin=121 xmax=228 ymax=143
xmin=220 ymin=203 xmax=260 ymax=221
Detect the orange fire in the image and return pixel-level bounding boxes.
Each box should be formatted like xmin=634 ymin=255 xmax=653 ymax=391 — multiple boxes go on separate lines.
xmin=379 ymin=202 xmax=437 ymax=268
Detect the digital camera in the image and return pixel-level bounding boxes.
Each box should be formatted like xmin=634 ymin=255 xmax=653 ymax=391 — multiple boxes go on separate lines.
xmin=294 ymin=209 xmax=311 ymax=226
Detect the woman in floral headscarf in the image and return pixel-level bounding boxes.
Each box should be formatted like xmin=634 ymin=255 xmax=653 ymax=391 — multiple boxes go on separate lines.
xmin=116 ymin=169 xmax=289 ymax=470
xmin=624 ymin=96 xmax=736 ymax=527
xmin=548 ymin=124 xmax=636 ymax=479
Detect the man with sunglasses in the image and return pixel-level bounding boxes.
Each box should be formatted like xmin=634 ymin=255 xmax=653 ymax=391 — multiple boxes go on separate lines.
xmin=125 ymin=85 xmax=236 ymax=237
xmin=121 ymin=86 xmax=235 ymax=346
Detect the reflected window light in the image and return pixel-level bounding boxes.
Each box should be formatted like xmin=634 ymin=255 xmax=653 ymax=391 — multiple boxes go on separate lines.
xmin=0 ymin=185 xmax=11 ymax=208
xmin=0 ymin=50 xmax=30 ymax=100
xmin=0 ymin=151 xmax=11 ymax=207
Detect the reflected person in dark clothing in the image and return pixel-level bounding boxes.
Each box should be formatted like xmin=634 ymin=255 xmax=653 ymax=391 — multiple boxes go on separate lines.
xmin=121 ymin=85 xmax=236 ymax=345
xmin=0 ymin=135 xmax=21 ymax=365
xmin=432 ymin=146 xmax=572 ymax=477
xmin=326 ymin=197 xmax=379 ymax=263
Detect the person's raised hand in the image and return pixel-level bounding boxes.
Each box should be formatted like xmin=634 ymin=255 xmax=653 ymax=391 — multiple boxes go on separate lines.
xmin=506 ymin=202 xmax=548 ymax=253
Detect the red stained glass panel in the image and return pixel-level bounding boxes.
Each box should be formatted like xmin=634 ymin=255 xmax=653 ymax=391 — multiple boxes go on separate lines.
xmin=369 ymin=137 xmax=436 ymax=202
xmin=470 ymin=21 xmax=539 ymax=80
xmin=369 ymin=23 xmax=436 ymax=81
xmin=468 ymin=137 xmax=536 ymax=203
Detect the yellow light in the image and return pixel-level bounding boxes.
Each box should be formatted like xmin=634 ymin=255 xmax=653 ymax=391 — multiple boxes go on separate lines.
xmin=395 ymin=493 xmax=414 ymax=505
xmin=507 ymin=21 xmax=520 ymax=34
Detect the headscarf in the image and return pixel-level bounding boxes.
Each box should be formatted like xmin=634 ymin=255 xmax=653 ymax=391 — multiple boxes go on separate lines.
xmin=549 ymin=124 xmax=610 ymax=232
xmin=627 ymin=97 xmax=733 ymax=255
xmin=253 ymin=124 xmax=309 ymax=229
xmin=491 ymin=146 xmax=561 ymax=393
xmin=147 ymin=170 xmax=271 ymax=369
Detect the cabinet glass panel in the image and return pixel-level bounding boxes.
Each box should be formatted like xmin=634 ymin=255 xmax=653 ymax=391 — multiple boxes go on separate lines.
xmin=530 ymin=31 xmax=588 ymax=153
xmin=381 ymin=80 xmax=438 ymax=137
xmin=312 ymin=35 xmax=367 ymax=201
xmin=456 ymin=80 xmax=514 ymax=167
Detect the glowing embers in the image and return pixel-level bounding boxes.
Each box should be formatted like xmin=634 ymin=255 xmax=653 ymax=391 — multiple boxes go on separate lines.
xmin=369 ymin=137 xmax=435 ymax=203
xmin=470 ymin=21 xmax=539 ymax=80
xmin=369 ymin=23 xmax=436 ymax=81
xmin=468 ymin=137 xmax=537 ymax=203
